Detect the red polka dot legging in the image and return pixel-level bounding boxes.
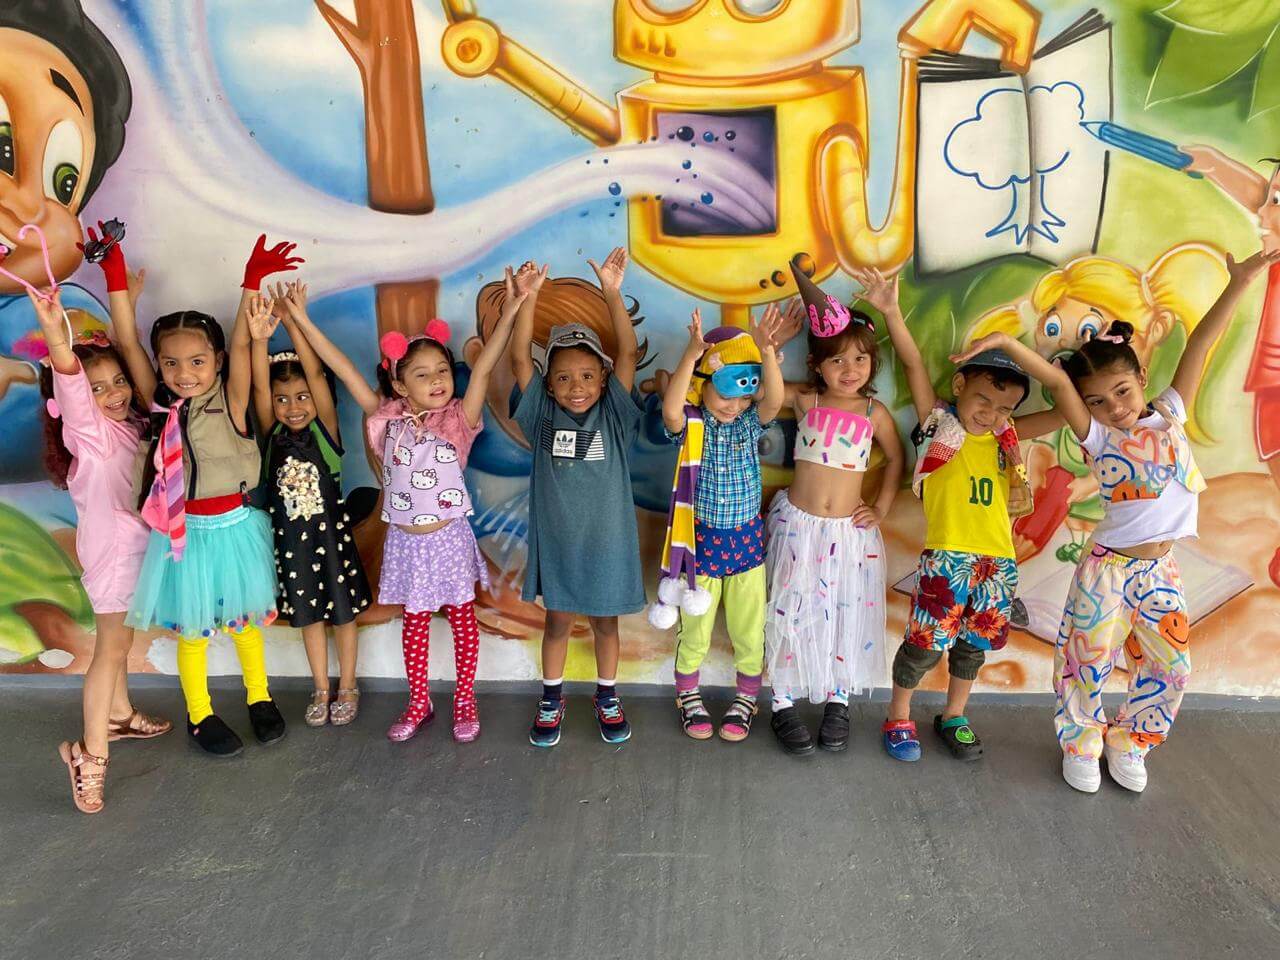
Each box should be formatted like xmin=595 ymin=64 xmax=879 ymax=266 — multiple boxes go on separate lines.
xmin=401 ymin=602 xmax=480 ymax=725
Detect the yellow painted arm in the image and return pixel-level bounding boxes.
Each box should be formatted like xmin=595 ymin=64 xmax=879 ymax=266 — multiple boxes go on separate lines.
xmin=440 ymin=3 xmax=620 ymax=146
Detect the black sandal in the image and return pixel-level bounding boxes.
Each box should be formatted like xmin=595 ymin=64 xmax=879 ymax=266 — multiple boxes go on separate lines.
xmin=934 ymin=714 xmax=983 ymax=761
xmin=676 ymin=691 xmax=714 ymax=741
xmin=770 ymin=705 xmax=815 ymax=757
xmin=718 ymin=695 xmax=757 ymax=743
xmin=818 ymin=701 xmax=850 ymax=752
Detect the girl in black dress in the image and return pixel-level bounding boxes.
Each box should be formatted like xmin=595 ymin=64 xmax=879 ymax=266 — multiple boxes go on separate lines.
xmin=248 ymin=283 xmax=372 ymax=727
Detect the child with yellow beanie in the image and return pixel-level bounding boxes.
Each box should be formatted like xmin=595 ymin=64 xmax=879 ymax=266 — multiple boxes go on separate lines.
xmin=651 ymin=306 xmax=785 ymax=742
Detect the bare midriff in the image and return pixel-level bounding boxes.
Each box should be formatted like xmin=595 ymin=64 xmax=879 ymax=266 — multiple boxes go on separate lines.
xmin=1107 ymin=537 xmax=1174 ymax=560
xmin=786 ymin=460 xmax=866 ymax=519
xmin=397 ymin=517 xmax=455 ymax=535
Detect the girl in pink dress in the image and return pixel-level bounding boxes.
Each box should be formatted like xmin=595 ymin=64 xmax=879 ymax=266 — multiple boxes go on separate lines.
xmin=33 ymin=232 xmax=171 ymax=813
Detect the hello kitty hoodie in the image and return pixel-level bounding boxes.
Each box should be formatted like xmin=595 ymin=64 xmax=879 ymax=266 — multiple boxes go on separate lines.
xmin=365 ymin=397 xmax=482 ymax=527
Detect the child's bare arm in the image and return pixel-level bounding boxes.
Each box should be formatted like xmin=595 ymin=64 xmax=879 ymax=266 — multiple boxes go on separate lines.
xmin=283 ymin=299 xmax=381 ymax=416
xmin=510 ymin=261 xmax=547 ymax=392
xmin=853 ymin=399 xmax=904 ymax=527
xmin=852 ymin=267 xmax=935 ymax=424
xmin=1172 ymin=247 xmax=1280 ymax=407
xmin=28 ymin=289 xmax=77 ymax=376
xmin=954 ymin=332 xmax=1090 ymax=441
xmin=590 ymin=247 xmax=637 ymax=391
xmin=464 ymin=267 xmax=528 ymax=429
xmin=244 ymin=293 xmax=279 ymax=433
xmin=81 ymin=225 xmax=157 ymax=404
xmin=273 ymin=281 xmax=341 ymax=437
xmin=663 ymin=309 xmax=707 ymax=435
xmin=750 ymin=303 xmax=786 ymax=425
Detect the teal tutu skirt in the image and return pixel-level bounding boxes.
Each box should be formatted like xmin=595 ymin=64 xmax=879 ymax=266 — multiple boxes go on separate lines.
xmin=127 ymin=506 xmax=278 ymax=638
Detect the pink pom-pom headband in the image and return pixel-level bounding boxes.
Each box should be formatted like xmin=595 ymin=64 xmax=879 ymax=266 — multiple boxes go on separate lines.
xmin=379 ymin=319 xmax=452 ymax=373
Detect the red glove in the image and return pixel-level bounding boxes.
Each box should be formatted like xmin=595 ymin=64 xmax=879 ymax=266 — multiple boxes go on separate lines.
xmin=77 ymin=221 xmax=129 ymax=293
xmin=242 ymin=234 xmax=304 ymax=291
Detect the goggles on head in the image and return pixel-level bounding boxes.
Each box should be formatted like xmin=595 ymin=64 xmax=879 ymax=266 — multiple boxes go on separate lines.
xmin=706 ymin=362 xmax=761 ymax=399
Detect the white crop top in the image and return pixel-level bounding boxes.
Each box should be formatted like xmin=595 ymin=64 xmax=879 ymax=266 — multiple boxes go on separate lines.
xmin=794 ymin=399 xmax=875 ymax=472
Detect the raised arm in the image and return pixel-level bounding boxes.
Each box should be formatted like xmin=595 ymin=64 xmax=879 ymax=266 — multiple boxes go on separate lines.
xmin=510 ymin=260 xmax=547 ymax=392
xmin=283 ymin=297 xmax=381 ymax=416
xmin=247 ymin=295 xmax=279 ymax=434
xmin=230 ymin=235 xmax=305 ymax=431
xmin=750 ymin=302 xmax=786 ymax=424
xmin=463 ymin=266 xmax=528 ymax=428
xmin=28 ymin=288 xmax=77 ymax=376
xmin=1172 ymin=247 xmax=1280 ymax=407
xmin=663 ymin=309 xmax=707 ymax=435
xmin=852 ymin=267 xmax=936 ymax=424
xmin=852 ymin=399 xmax=905 ymax=528
xmin=589 ymin=247 xmax=637 ymax=391
xmin=1183 ymin=145 xmax=1270 ymax=211
xmin=274 ymin=281 xmax=340 ymax=437
xmin=953 ymin=332 xmax=1090 ymax=442
xmin=80 ymin=223 xmax=156 ymax=403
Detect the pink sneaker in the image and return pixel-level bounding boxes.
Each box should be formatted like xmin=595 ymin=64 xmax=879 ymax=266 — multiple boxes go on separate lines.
xmin=453 ymin=698 xmax=480 ymax=743
xmin=386 ymin=700 xmax=434 ymax=742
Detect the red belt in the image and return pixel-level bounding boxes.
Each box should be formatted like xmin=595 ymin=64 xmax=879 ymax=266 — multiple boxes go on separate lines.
xmin=186 ymin=492 xmax=246 ymax=516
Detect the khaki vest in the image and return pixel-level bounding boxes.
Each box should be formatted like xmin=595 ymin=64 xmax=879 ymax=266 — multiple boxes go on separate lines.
xmin=135 ymin=378 xmax=261 ymax=503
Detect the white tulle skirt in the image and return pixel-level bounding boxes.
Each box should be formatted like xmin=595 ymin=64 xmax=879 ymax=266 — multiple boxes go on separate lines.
xmin=764 ymin=490 xmax=890 ymax=702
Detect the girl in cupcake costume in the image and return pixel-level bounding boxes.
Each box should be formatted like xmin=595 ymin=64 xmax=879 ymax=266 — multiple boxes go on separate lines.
xmin=128 ymin=235 xmax=301 ymax=757
xmin=291 ymin=269 xmax=527 ymax=743
xmin=762 ymin=261 xmax=904 ymax=757
xmin=956 ymin=244 xmax=1278 ymax=794
xmin=249 ymin=282 xmax=373 ymax=728
xmin=29 ymin=226 xmax=171 ymax=812
xmin=650 ymin=306 xmax=785 ymax=743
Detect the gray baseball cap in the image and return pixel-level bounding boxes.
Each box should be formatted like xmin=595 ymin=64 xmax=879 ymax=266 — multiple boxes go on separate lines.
xmin=545 ymin=322 xmax=613 ymax=369
xmin=960 ymin=348 xmax=1026 ymax=377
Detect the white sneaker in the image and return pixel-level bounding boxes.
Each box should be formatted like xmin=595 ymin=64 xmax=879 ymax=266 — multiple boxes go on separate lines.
xmin=1104 ymin=743 xmax=1148 ymax=793
xmin=1062 ymin=753 xmax=1101 ymax=793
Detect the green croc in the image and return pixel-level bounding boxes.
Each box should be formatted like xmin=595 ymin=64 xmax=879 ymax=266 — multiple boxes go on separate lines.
xmin=934 ymin=714 xmax=983 ymax=761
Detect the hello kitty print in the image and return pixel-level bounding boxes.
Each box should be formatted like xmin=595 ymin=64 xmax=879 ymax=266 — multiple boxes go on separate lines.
xmin=379 ymin=416 xmax=478 ymax=527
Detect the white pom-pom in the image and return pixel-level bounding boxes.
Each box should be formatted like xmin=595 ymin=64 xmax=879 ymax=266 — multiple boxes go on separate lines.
xmin=680 ymin=586 xmax=713 ymax=617
xmin=647 ymin=602 xmax=679 ymax=630
xmin=657 ymin=576 xmax=687 ymax=607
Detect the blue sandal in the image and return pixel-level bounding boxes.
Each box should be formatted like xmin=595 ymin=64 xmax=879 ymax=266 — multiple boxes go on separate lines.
xmin=882 ymin=719 xmax=921 ymax=762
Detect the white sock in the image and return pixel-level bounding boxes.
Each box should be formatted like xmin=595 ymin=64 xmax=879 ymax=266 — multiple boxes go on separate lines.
xmin=829 ymin=689 xmax=850 ymax=706
xmin=771 ymin=693 xmax=794 ymax=710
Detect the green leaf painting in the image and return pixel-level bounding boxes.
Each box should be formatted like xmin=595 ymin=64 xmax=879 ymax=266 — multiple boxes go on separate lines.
xmin=0 ymin=502 xmax=91 ymax=665
xmin=1148 ymin=1 xmax=1280 ymax=115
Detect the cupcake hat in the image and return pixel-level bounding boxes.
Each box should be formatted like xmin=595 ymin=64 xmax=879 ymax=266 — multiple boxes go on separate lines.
xmin=789 ymin=256 xmax=873 ymax=338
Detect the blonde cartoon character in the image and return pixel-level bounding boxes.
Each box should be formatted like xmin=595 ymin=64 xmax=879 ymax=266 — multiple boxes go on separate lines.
xmin=965 ymin=244 xmax=1229 ymax=563
xmin=441 ymin=0 xmax=1040 ymax=325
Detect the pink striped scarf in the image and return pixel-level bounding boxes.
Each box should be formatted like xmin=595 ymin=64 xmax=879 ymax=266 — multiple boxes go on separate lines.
xmin=140 ymin=400 xmax=188 ymax=560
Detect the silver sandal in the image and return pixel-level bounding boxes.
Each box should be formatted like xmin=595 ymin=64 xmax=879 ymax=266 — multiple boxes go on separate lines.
xmin=305 ymin=690 xmax=331 ymax=727
xmin=329 ymin=688 xmax=360 ymax=726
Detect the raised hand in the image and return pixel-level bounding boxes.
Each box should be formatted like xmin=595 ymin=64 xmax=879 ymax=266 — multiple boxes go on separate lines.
xmin=588 ymin=246 xmax=627 ymax=294
xmin=514 ymin=260 xmax=548 ymax=297
xmin=779 ymin=296 xmax=806 ymax=344
xmin=1227 ymin=246 xmax=1280 ymax=283
xmin=243 ymin=234 xmax=305 ymax=291
xmin=502 ymin=265 xmax=531 ymax=310
xmin=850 ymin=266 xmax=900 ymax=316
xmin=26 ymin=287 xmax=67 ymax=335
xmin=78 ymin=220 xmax=129 ymax=293
xmin=750 ymin=302 xmax=786 ymax=352
xmin=684 ymin=308 xmax=709 ymax=358
xmin=126 ymin=267 xmax=146 ymax=312
xmin=949 ymin=331 xmax=1008 ymax=365
xmin=246 ymin=293 xmax=279 ymax=341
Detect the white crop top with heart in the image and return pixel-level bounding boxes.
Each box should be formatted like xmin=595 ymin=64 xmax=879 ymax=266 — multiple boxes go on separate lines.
xmin=793 ymin=399 xmax=875 ymax=472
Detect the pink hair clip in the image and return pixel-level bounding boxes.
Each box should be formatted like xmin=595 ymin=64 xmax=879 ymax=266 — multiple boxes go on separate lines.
xmin=1096 ymin=332 xmax=1126 ymax=344
xmin=424 ymin=317 xmax=450 ymax=343
xmin=77 ymin=329 xmax=111 ymax=348
xmin=379 ymin=331 xmax=409 ymax=371
xmin=808 ymin=294 xmax=853 ymax=338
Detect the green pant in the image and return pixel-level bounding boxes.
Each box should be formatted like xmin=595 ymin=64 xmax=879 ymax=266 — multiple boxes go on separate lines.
xmin=674 ymin=565 xmax=766 ymax=677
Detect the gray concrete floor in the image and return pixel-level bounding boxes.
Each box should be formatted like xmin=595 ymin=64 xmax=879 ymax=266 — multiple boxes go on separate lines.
xmin=3 ymin=685 xmax=1279 ymax=960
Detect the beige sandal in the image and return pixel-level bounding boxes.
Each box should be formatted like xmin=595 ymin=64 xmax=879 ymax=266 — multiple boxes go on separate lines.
xmin=58 ymin=741 xmax=108 ymax=815
xmin=305 ymin=690 xmax=332 ymax=727
xmin=329 ymin=688 xmax=360 ymax=726
xmin=107 ymin=708 xmax=173 ymax=742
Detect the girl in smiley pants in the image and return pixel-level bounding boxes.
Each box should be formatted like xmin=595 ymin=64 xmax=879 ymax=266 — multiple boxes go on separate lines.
xmin=1053 ymin=545 xmax=1191 ymax=760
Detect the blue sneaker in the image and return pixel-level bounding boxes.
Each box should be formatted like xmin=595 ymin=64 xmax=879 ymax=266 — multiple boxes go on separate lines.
xmin=529 ymin=697 xmax=565 ymax=748
xmin=594 ymin=693 xmax=632 ymax=744
xmin=882 ymin=719 xmax=921 ymax=762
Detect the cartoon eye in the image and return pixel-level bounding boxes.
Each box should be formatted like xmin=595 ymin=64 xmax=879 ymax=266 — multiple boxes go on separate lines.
xmin=0 ymin=95 xmax=12 ymax=177
xmin=642 ymin=0 xmax=701 ymax=13
xmin=1042 ymin=313 xmax=1061 ymax=339
xmin=748 ymin=375 xmax=760 ymax=389
xmin=1079 ymin=319 xmax=1101 ymax=341
xmin=734 ymin=376 xmax=751 ymax=389
xmin=1271 ymin=190 xmax=1280 ymax=206
xmin=732 ymin=0 xmax=786 ymax=15
xmin=42 ymin=120 xmax=83 ymax=206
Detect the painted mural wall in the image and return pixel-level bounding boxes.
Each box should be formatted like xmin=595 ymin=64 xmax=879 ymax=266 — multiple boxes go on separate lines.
xmin=1 ymin=0 xmax=1278 ymax=696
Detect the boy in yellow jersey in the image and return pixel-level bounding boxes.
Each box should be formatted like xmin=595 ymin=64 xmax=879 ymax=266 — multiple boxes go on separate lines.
xmin=857 ymin=267 xmax=1056 ymax=762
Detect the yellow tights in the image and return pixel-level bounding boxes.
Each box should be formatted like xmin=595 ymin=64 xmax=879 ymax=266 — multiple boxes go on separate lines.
xmin=177 ymin=623 xmax=271 ymax=724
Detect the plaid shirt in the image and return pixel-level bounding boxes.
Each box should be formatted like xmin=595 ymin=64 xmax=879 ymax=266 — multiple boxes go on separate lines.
xmin=668 ymin=406 xmax=765 ymax=527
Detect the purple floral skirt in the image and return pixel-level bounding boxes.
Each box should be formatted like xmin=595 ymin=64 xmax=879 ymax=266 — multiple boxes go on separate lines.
xmin=379 ymin=519 xmax=490 ymax=614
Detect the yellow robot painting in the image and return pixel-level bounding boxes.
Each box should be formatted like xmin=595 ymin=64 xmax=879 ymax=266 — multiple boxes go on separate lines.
xmin=441 ymin=0 xmax=1041 ymax=325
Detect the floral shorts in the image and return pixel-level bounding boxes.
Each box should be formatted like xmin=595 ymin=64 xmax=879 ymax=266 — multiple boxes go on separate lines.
xmin=904 ymin=549 xmax=1018 ymax=653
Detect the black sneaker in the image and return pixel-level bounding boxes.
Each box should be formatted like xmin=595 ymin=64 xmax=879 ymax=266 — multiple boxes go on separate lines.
xmin=529 ymin=697 xmax=565 ymax=748
xmin=594 ymin=693 xmax=632 ymax=744
xmin=1010 ymin=598 xmax=1030 ymax=629
xmin=933 ymin=714 xmax=983 ymax=761
xmin=187 ymin=715 xmax=243 ymax=757
xmin=817 ymin=702 xmax=850 ymax=752
xmin=770 ymin=705 xmax=815 ymax=757
xmin=248 ymin=700 xmax=287 ymax=745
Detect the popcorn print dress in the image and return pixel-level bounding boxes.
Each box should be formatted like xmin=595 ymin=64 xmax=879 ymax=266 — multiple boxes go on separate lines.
xmin=264 ymin=420 xmax=372 ymax=628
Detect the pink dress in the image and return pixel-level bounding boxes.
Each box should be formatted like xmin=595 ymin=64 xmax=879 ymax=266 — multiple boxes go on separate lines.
xmin=52 ymin=366 xmax=150 ymax=613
